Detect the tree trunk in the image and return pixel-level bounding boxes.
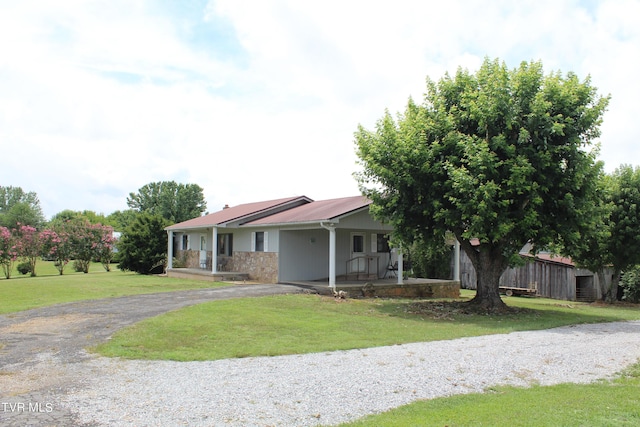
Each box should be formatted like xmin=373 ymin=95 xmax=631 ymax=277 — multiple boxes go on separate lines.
xmin=463 ymin=243 xmax=509 ymax=311
xmin=601 ymin=269 xmax=620 ymax=303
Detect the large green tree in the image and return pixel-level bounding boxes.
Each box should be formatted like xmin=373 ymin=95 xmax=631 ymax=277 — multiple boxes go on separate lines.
xmin=127 ymin=181 xmax=206 ymax=223
xmin=0 ymin=186 xmax=46 ymax=229
xmin=355 ymin=58 xmax=609 ymax=309
xmin=572 ymin=165 xmax=640 ymax=301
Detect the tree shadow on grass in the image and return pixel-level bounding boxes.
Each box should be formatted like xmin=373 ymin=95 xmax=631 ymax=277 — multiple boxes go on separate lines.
xmin=373 ymin=298 xmax=638 ymax=333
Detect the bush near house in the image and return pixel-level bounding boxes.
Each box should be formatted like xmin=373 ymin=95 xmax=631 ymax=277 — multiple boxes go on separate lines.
xmin=620 ymin=266 xmax=640 ymax=303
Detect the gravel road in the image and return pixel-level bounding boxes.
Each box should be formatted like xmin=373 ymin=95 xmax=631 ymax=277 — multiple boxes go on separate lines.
xmin=1 ymin=286 xmax=639 ymax=426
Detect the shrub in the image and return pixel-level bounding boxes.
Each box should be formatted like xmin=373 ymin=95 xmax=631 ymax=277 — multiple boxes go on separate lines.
xmin=17 ymin=261 xmax=32 ymax=275
xmin=620 ymin=266 xmax=640 ymax=303
xmin=117 ymin=212 xmax=171 ymax=275
xmin=73 ymin=259 xmax=90 ymax=273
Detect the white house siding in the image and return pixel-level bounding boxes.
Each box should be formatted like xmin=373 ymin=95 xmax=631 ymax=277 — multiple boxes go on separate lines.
xmin=278 ymin=229 xmax=329 ymax=282
xmin=338 ymin=209 xmax=392 ymax=230
xmin=231 ymin=228 xmax=279 ymax=253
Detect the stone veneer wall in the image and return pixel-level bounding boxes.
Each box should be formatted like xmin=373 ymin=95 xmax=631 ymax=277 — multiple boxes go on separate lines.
xmin=174 ymin=249 xmax=207 ymax=269
xmin=174 ymin=250 xmax=234 ymax=272
xmin=356 ymin=281 xmax=460 ymax=299
xmin=232 ymin=251 xmax=279 ymax=283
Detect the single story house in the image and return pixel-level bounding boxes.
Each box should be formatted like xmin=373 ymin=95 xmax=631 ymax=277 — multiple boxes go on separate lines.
xmin=165 ymin=195 xmax=403 ymax=287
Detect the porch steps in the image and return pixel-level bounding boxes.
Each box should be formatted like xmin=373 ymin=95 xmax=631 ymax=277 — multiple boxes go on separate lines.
xmin=167 ymin=268 xmax=249 ymax=283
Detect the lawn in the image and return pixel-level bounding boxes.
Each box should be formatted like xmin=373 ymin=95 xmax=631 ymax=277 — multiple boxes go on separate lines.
xmin=0 ymin=261 xmax=229 ymax=314
xmin=339 ymin=362 xmax=640 ymax=426
xmin=3 ymin=268 xmax=639 ymax=425
xmin=94 ymin=290 xmax=640 ymax=361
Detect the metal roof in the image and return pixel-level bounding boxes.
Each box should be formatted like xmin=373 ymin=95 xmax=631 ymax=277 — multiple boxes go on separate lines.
xmin=165 ymin=196 xmax=312 ymax=230
xmin=245 ymin=195 xmax=372 ymax=225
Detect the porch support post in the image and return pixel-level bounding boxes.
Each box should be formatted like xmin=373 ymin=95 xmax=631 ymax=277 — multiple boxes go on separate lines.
xmin=453 ymin=239 xmax=461 ymax=281
xmin=211 ymin=227 xmax=218 ymax=274
xmin=320 ymin=222 xmax=336 ymax=290
xmin=167 ymin=230 xmax=173 ymax=270
xmin=397 ymin=247 xmax=403 ymax=285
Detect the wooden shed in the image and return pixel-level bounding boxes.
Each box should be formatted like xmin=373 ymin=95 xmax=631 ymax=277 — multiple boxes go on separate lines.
xmin=458 ymin=250 xmax=609 ymax=302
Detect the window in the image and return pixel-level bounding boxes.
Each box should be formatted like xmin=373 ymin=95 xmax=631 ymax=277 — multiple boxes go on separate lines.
xmin=376 ymin=234 xmax=390 ymax=253
xmin=182 ymin=235 xmax=189 ymax=250
xmin=352 ymin=234 xmax=364 ymax=253
xmin=252 ymin=231 xmax=268 ymax=252
xmin=218 ymin=233 xmax=233 ymax=256
xmin=200 ymin=235 xmax=206 ymax=250
xmin=255 ymin=232 xmax=265 ymax=252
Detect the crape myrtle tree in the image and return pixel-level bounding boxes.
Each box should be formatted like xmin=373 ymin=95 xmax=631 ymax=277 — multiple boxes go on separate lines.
xmin=355 ymin=58 xmax=609 ymax=310
xmin=0 ymin=226 xmax=18 ymax=279
xmin=13 ymin=224 xmax=41 ymax=276
xmin=46 ymin=216 xmax=115 ymax=274
xmin=68 ymin=219 xmax=114 ymax=273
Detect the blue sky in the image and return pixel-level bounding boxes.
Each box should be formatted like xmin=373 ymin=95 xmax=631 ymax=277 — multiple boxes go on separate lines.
xmin=1 ymin=0 xmax=639 ymax=219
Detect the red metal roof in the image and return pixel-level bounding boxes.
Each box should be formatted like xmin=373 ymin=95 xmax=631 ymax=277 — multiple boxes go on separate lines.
xmin=523 ymin=252 xmax=575 ymax=266
xmin=165 ymin=196 xmax=311 ymax=230
xmin=245 ymin=195 xmax=372 ymax=225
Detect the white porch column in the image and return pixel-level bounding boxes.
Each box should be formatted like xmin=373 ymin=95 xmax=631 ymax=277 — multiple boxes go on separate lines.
xmin=211 ymin=227 xmax=218 ymax=274
xmin=397 ymin=247 xmax=403 ymax=285
xmin=167 ymin=230 xmax=174 ymax=269
xmin=453 ymin=240 xmax=461 ymax=281
xmin=328 ymin=226 xmax=336 ymax=290
xmin=321 ymin=222 xmax=337 ymax=290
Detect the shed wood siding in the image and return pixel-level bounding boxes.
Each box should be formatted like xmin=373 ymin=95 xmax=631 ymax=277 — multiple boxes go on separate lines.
xmin=459 ymin=250 xmax=577 ymax=301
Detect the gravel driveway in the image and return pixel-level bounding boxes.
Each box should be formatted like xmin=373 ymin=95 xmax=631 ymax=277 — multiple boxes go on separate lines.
xmin=1 ymin=286 xmax=640 ymax=426
xmin=0 ymin=284 xmax=303 ymax=426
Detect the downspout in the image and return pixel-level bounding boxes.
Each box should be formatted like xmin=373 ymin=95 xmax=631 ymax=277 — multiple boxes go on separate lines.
xmin=320 ymin=222 xmax=336 ymax=290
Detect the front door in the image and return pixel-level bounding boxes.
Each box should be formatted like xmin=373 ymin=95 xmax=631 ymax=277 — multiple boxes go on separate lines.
xmin=350 ymin=232 xmax=366 ymax=272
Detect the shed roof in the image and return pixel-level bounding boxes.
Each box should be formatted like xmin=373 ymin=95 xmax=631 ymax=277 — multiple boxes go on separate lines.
xmin=165 ymin=196 xmax=311 ymax=230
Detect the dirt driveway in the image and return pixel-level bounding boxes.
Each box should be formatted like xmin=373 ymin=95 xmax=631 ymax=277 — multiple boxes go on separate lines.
xmin=0 ymin=284 xmax=303 ymax=426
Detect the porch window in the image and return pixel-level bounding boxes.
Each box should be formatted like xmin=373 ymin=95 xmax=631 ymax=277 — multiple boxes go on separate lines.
xmin=182 ymin=235 xmax=189 ymax=250
xmin=374 ymin=234 xmax=390 ymax=253
xmin=218 ymin=233 xmax=233 ymax=256
xmin=352 ymin=234 xmax=364 ymax=253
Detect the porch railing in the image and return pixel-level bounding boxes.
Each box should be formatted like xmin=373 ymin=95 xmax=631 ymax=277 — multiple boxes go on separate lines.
xmin=346 ymin=255 xmax=379 ymax=280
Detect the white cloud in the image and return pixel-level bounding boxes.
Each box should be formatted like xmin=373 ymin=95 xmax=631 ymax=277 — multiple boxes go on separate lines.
xmin=1 ymin=0 xmax=638 ymax=219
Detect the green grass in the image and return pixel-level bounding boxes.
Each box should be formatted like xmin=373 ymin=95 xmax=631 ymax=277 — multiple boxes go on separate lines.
xmin=339 ymin=363 xmax=640 ymax=426
xmin=94 ymin=290 xmax=640 ymax=361
xmin=0 ymin=261 xmax=229 ymax=314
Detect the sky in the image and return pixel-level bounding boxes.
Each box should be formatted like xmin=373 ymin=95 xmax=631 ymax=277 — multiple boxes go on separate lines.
xmin=1 ymin=0 xmax=639 ymax=220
